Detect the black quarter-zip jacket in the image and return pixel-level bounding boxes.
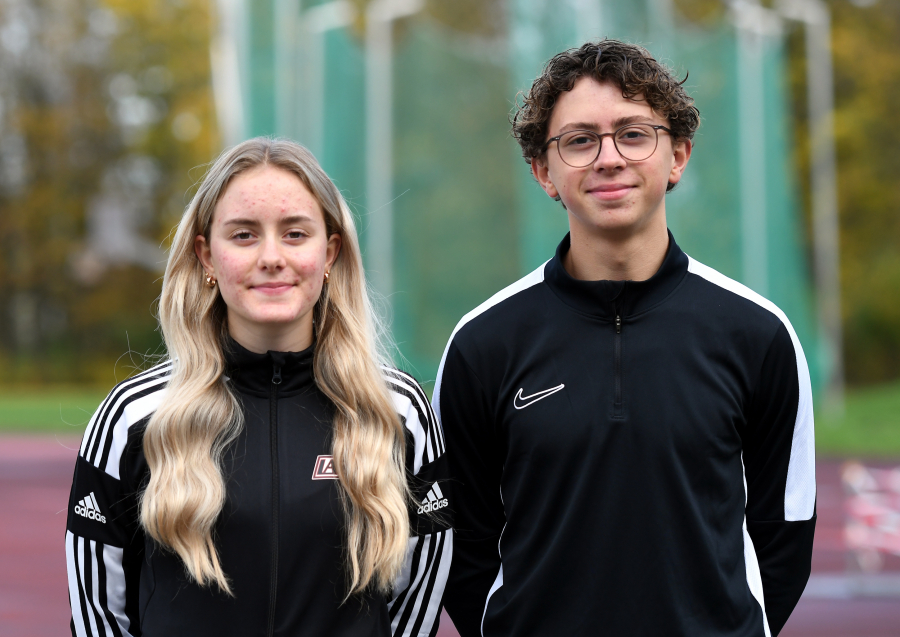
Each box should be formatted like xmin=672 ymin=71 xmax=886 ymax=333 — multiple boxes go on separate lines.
xmin=67 ymin=341 xmax=452 ymax=637
xmin=434 ymin=233 xmax=815 ymax=637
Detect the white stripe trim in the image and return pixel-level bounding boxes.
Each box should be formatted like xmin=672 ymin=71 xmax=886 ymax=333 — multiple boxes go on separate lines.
xmin=67 ymin=532 xmax=88 ymax=637
xmin=102 ymin=545 xmax=133 ymax=636
xmin=481 ymin=564 xmax=503 ymax=637
xmin=687 ymin=256 xmax=815 ymax=520
xmin=386 ymin=373 xmax=443 ymax=466
xmin=89 ymin=540 xmax=115 ymax=637
xmin=481 ymin=486 xmax=508 ymax=637
xmin=77 ymin=537 xmax=101 ymax=636
xmin=80 ymin=362 xmax=172 ymax=460
xmin=389 ymin=530 xmax=453 ymax=637
xmin=81 ymin=366 xmax=172 ymax=478
xmin=741 ymin=455 xmax=772 ymax=637
xmin=743 ymin=518 xmax=772 ymax=637
xmin=390 ymin=390 xmax=431 ymax=473
xmin=384 ymin=367 xmax=437 ymax=446
xmin=433 ymin=261 xmax=547 ymax=423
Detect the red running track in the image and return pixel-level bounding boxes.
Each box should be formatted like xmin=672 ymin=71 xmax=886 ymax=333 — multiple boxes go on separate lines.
xmin=1 ymin=436 xmax=898 ymax=636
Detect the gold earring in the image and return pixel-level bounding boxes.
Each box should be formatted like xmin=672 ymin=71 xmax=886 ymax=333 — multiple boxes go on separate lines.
xmin=324 ymin=271 xmax=330 ymax=283
xmin=205 ymin=272 xmax=217 ymax=288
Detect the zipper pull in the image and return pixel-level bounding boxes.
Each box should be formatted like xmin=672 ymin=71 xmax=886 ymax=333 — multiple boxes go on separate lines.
xmin=272 ymin=365 xmax=282 ymax=385
xmin=616 ymin=314 xmax=622 ymax=334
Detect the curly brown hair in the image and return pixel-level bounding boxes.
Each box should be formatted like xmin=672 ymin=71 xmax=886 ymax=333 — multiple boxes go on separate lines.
xmin=512 ymin=39 xmax=700 ymax=182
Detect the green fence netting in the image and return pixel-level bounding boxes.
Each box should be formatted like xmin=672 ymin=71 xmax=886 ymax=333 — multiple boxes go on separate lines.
xmin=223 ymin=0 xmax=823 ymax=395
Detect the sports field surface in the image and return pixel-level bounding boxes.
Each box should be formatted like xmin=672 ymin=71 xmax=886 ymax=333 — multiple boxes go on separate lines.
xmin=4 ymin=378 xmax=900 ymax=453
xmin=3 ymin=436 xmax=900 ymax=636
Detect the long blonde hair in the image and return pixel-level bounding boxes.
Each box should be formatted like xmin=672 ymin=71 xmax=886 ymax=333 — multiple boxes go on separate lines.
xmin=140 ymin=138 xmax=409 ymax=597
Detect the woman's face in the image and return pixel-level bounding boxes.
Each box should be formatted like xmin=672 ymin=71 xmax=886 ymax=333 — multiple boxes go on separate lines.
xmin=194 ymin=165 xmax=341 ymax=353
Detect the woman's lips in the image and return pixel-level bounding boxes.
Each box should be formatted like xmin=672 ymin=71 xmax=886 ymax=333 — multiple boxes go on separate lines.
xmin=252 ymin=283 xmax=293 ymax=295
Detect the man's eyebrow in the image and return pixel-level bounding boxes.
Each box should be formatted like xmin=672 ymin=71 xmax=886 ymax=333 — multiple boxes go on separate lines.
xmin=557 ymin=115 xmax=655 ymax=133
xmin=611 ymin=115 xmax=655 ymax=128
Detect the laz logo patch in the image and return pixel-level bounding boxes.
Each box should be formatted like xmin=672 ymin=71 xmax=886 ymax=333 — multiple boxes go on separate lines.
xmin=312 ymin=455 xmax=338 ymax=480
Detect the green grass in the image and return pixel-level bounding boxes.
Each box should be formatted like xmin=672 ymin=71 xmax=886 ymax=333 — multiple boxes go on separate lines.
xmin=1 ymin=381 xmax=899 ymax=455
xmin=816 ymin=379 xmax=900 ymax=456
xmin=0 ymin=388 xmax=108 ymax=435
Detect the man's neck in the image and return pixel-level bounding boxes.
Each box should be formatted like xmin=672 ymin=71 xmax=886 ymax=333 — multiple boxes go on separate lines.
xmin=563 ymin=217 xmax=669 ymax=282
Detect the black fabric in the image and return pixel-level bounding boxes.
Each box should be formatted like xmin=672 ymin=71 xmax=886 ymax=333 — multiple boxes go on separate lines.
xmin=439 ymin=232 xmax=815 ymax=637
xmin=88 ymin=340 xmax=393 ymax=637
xmin=748 ymin=517 xmax=816 ymax=636
xmin=407 ymin=452 xmax=452 ymax=536
xmin=127 ymin=341 xmax=392 ymax=636
xmin=67 ymin=456 xmax=130 ymax=547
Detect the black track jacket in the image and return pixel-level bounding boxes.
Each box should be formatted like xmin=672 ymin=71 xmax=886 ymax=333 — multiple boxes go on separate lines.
xmin=434 ymin=233 xmax=815 ymax=637
xmin=66 ymin=341 xmax=452 ymax=637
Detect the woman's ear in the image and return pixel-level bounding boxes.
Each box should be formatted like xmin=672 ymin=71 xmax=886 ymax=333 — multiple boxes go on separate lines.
xmin=325 ymin=233 xmax=342 ymax=271
xmin=195 ymin=235 xmax=214 ymax=275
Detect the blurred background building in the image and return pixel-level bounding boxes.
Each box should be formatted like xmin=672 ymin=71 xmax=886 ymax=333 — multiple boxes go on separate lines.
xmin=0 ymin=0 xmax=898 ymax=406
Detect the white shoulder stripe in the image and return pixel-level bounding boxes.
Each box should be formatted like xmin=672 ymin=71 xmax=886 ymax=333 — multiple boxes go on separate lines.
xmin=81 ymin=361 xmax=172 ymax=459
xmin=81 ymin=364 xmax=172 ymax=478
xmin=385 ymin=372 xmax=443 ymax=453
xmin=687 ymin=256 xmax=815 ymax=520
xmin=433 ymin=261 xmax=547 ymax=423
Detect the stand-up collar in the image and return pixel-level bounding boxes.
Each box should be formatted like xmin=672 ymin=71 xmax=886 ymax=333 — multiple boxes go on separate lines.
xmin=224 ymin=337 xmax=315 ymax=396
xmin=544 ymin=230 xmax=689 ymax=321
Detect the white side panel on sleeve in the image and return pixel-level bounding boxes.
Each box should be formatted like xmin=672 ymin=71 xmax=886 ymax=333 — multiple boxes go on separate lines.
xmin=686 ymin=257 xmax=816 ymax=521
xmin=740 ymin=454 xmax=772 ymax=637
xmin=742 ymin=518 xmax=772 ymax=637
xmin=481 ymin=563 xmax=504 ymax=637
xmin=433 ymin=261 xmax=547 ymax=422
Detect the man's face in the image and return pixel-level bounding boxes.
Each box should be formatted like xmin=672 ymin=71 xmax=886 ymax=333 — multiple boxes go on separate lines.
xmin=532 ymin=77 xmax=691 ymax=239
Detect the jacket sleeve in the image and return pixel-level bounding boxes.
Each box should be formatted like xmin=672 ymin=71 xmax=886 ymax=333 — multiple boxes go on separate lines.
xmin=384 ymin=369 xmax=453 ymax=637
xmin=432 ymin=340 xmax=505 ymax=637
xmin=67 ymin=364 xmax=170 ymax=637
xmin=743 ymin=322 xmax=816 ymax=636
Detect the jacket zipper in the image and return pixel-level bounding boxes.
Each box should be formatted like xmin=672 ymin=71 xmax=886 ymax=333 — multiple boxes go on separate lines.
xmin=613 ymin=311 xmax=624 ymax=419
xmin=267 ymin=363 xmax=282 ymax=637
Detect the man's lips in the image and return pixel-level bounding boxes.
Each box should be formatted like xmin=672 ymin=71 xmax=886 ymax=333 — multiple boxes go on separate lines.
xmin=588 ymin=183 xmax=633 ymax=199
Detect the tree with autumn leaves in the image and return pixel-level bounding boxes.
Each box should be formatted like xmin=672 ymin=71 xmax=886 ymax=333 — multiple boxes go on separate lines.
xmin=0 ymin=0 xmax=217 ymax=384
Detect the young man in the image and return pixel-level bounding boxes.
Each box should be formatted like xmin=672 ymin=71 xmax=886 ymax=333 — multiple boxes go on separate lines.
xmin=433 ymin=40 xmax=815 ymax=637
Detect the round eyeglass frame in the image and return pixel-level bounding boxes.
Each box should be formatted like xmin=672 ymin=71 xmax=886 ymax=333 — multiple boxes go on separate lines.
xmin=543 ymin=124 xmax=675 ymax=167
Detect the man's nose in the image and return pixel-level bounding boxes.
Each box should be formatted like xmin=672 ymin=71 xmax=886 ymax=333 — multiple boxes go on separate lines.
xmin=593 ymin=134 xmax=626 ymax=170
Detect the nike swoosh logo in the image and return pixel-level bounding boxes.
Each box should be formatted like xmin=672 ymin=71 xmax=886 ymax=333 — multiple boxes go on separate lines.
xmin=514 ymin=384 xmax=565 ymax=410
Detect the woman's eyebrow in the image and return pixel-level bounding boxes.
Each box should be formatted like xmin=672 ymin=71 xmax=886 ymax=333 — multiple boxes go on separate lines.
xmin=222 ymin=214 xmax=315 ymax=226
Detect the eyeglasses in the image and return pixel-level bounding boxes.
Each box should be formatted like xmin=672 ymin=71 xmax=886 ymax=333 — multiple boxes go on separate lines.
xmin=543 ymin=124 xmax=674 ymax=167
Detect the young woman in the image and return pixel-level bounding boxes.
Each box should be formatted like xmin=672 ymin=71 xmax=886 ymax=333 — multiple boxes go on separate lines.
xmin=65 ymin=138 xmax=451 ymax=637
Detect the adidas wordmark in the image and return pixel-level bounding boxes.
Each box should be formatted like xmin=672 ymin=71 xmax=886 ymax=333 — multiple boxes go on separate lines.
xmin=416 ymin=482 xmax=449 ymax=515
xmin=74 ymin=492 xmax=106 ymax=524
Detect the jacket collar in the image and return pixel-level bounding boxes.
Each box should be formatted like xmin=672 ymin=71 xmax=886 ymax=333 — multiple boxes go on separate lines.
xmin=224 ymin=337 xmax=315 ymax=396
xmin=544 ymin=230 xmax=689 ymax=321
